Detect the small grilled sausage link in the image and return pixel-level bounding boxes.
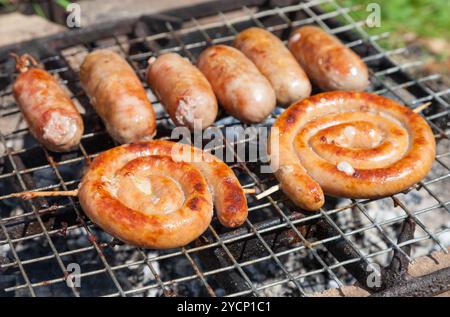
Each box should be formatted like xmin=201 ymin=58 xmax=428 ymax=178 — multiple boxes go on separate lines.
xmin=146 ymin=53 xmax=218 ymax=130
xmin=197 ymin=45 xmax=276 ymax=123
xmin=12 ymin=54 xmax=83 ymax=152
xmin=288 ymin=26 xmax=369 ymax=91
xmin=234 ymin=27 xmax=311 ymax=105
xmin=80 ymin=49 xmax=156 ymax=144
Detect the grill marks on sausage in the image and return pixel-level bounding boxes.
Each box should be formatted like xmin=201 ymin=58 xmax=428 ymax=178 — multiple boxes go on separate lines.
xmin=288 ymin=26 xmax=369 ymax=91
xmin=78 ymin=141 xmax=247 ymax=248
xmin=197 ymin=45 xmax=276 ymax=123
xmin=12 ymin=67 xmax=84 ymax=152
xmin=234 ymin=27 xmax=311 ymax=105
xmin=146 ymin=53 xmax=218 ymax=130
xmin=80 ymin=49 xmax=156 ymax=144
xmin=270 ymin=91 xmax=436 ymax=210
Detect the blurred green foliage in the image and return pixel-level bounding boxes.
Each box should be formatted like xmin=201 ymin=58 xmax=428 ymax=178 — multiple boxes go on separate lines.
xmin=336 ymin=0 xmax=450 ymax=40
xmin=0 ymin=0 xmax=70 ymax=17
xmin=1 ymin=0 xmax=449 ymax=43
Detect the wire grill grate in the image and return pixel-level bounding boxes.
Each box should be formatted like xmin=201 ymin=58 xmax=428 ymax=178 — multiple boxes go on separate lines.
xmin=0 ymin=0 xmax=449 ymax=297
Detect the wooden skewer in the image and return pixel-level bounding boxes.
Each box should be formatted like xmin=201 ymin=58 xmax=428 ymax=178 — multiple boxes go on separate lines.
xmin=10 ymin=190 xmax=79 ymax=200
xmin=243 ymin=188 xmax=257 ymax=195
xmin=10 ymin=104 xmax=427 ymax=203
xmin=255 ymin=184 xmax=280 ymax=200
xmin=13 ymin=188 xmax=258 ymax=198
xmin=413 ymin=102 xmax=432 ymax=113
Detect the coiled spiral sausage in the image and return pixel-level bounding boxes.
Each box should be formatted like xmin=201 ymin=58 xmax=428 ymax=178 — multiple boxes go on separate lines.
xmin=269 ymin=91 xmax=435 ymax=211
xmin=78 ymin=140 xmax=248 ymax=248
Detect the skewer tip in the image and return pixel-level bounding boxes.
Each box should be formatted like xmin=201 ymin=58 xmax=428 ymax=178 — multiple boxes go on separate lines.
xmin=413 ymin=102 xmax=432 ymax=113
xmin=243 ymin=188 xmax=257 ymax=195
xmin=255 ymin=184 xmax=280 ymax=200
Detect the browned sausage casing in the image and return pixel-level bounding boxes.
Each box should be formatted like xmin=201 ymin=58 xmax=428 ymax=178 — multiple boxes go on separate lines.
xmin=288 ymin=26 xmax=369 ymax=91
xmin=197 ymin=45 xmax=276 ymax=123
xmin=234 ymin=27 xmax=311 ymax=105
xmin=269 ymin=91 xmax=435 ymax=211
xmin=13 ymin=67 xmax=83 ymax=152
xmin=146 ymin=53 xmax=218 ymax=130
xmin=80 ymin=49 xmax=156 ymax=143
xmin=78 ymin=140 xmax=248 ymax=248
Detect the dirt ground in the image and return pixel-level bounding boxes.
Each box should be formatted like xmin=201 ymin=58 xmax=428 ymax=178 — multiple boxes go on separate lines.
xmin=0 ymin=0 xmax=209 ymax=46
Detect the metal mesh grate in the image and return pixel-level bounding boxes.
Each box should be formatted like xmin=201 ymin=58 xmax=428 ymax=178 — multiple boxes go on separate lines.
xmin=0 ymin=0 xmax=449 ymax=297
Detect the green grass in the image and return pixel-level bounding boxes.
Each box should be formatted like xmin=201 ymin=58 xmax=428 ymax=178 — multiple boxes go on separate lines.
xmin=1 ymin=0 xmax=71 ymax=16
xmin=31 ymin=2 xmax=46 ymax=18
xmin=336 ymin=0 xmax=450 ymax=40
xmin=55 ymin=0 xmax=72 ymax=9
xmin=0 ymin=0 xmax=14 ymax=11
xmin=320 ymin=0 xmax=450 ymax=60
xmin=2 ymin=1 xmax=449 ymax=44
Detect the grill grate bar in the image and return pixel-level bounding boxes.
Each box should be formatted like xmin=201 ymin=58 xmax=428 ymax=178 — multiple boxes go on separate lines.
xmin=0 ymin=133 xmax=78 ymax=296
xmin=42 ymin=146 xmax=126 ymax=296
xmin=5 ymin=214 xmax=449 ymax=294
xmin=190 ymin=13 xmax=309 ymax=297
xmin=111 ymin=33 xmax=209 ymax=297
xmin=0 ymin=205 xmax=36 ymax=295
xmin=164 ymin=18 xmax=261 ymax=297
xmin=1 ymin=0 xmax=449 ymax=297
xmin=216 ymin=9 xmax=347 ymax=292
xmin=3 ymin=192 xmax=448 ymax=257
xmin=276 ymin=1 xmax=404 ymax=279
xmin=328 ymin=0 xmax=450 ymax=255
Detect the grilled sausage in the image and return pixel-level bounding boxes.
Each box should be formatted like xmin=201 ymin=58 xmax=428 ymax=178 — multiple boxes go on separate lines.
xmin=269 ymin=91 xmax=435 ymax=211
xmin=234 ymin=27 xmax=311 ymax=105
xmin=12 ymin=54 xmax=83 ymax=152
xmin=146 ymin=53 xmax=218 ymax=130
xmin=78 ymin=140 xmax=248 ymax=248
xmin=197 ymin=45 xmax=276 ymax=123
xmin=288 ymin=26 xmax=369 ymax=91
xmin=80 ymin=49 xmax=156 ymax=144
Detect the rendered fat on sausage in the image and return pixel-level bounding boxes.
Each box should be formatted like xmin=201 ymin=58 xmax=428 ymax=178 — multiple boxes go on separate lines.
xmin=146 ymin=53 xmax=218 ymax=130
xmin=12 ymin=54 xmax=83 ymax=152
xmin=234 ymin=27 xmax=311 ymax=105
xmin=78 ymin=140 xmax=248 ymax=248
xmin=269 ymin=91 xmax=435 ymax=211
xmin=80 ymin=49 xmax=156 ymax=144
xmin=197 ymin=45 xmax=276 ymax=123
xmin=288 ymin=26 xmax=369 ymax=91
